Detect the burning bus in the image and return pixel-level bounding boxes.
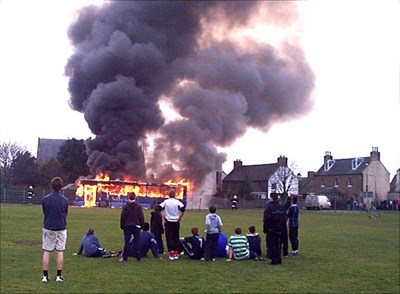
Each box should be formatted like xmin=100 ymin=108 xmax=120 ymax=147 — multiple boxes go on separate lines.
xmin=75 ymin=173 xmax=190 ymax=209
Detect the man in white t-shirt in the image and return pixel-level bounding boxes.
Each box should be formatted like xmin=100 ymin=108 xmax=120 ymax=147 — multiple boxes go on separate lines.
xmin=159 ymin=190 xmax=185 ymax=260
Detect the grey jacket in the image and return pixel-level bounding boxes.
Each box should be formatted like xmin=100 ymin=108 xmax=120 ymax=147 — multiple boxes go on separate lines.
xmin=205 ymin=213 xmax=223 ymax=234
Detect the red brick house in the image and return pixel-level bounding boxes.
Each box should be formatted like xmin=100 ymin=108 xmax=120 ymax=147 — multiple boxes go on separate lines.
xmin=222 ymin=156 xmax=298 ymax=199
xmin=299 ymin=147 xmax=390 ymax=206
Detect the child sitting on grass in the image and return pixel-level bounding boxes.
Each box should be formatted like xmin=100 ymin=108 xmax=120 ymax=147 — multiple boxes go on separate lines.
xmin=226 ymin=227 xmax=250 ymax=261
xmin=246 ymin=225 xmax=264 ymax=261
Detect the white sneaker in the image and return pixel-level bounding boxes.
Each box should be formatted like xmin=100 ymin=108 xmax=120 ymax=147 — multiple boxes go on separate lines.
xmin=169 ymin=255 xmax=175 ymax=260
xmin=41 ymin=276 xmax=49 ymax=283
xmin=56 ymin=276 xmax=64 ymax=282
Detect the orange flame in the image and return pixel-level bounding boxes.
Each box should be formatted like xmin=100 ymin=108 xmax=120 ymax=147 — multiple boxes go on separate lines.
xmin=75 ymin=173 xmax=193 ymax=208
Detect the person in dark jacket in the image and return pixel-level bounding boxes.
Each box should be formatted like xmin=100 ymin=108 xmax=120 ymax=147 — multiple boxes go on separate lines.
xmin=75 ymin=228 xmax=106 ymax=257
xmin=150 ymin=204 xmax=164 ymax=254
xmin=180 ymin=227 xmax=205 ymax=260
xmin=129 ymin=222 xmax=160 ymax=259
xmin=246 ymin=225 xmax=263 ymax=261
xmin=41 ymin=177 xmax=68 ymax=282
xmin=263 ymin=192 xmax=286 ymax=265
xmin=280 ymin=195 xmax=291 ymax=257
xmin=288 ymin=196 xmax=300 ymax=255
xmin=119 ymin=192 xmax=144 ymax=262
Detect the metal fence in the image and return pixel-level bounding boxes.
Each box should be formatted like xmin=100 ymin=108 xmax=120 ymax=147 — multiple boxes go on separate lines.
xmin=0 ymin=188 xmax=75 ymax=205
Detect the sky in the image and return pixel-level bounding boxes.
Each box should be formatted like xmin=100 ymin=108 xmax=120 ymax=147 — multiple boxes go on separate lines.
xmin=0 ymin=0 xmax=399 ymax=179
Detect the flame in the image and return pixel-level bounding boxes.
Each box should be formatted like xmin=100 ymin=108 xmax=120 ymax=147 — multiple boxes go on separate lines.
xmin=75 ymin=173 xmax=193 ymax=208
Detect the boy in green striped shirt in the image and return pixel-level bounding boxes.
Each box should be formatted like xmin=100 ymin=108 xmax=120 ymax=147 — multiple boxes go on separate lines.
xmin=226 ymin=227 xmax=250 ymax=261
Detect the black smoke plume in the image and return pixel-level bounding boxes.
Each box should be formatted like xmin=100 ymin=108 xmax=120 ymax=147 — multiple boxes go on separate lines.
xmin=65 ymin=1 xmax=314 ymax=184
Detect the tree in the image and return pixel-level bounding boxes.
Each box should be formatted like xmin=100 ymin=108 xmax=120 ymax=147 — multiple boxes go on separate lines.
xmin=12 ymin=151 xmax=40 ymax=187
xmin=0 ymin=142 xmax=27 ymax=188
xmin=238 ymin=177 xmax=253 ymax=198
xmin=269 ymin=164 xmax=299 ymax=203
xmin=57 ymin=138 xmax=89 ymax=183
xmin=39 ymin=158 xmax=66 ymax=187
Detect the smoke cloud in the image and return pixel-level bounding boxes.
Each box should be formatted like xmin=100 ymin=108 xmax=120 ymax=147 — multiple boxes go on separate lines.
xmin=65 ymin=1 xmax=314 ymax=185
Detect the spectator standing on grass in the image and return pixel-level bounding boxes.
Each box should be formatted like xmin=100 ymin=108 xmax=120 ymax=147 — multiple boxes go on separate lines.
xmin=226 ymin=227 xmax=250 ymax=261
xmin=204 ymin=205 xmax=223 ymax=261
xmin=263 ymin=192 xmax=286 ymax=265
xmin=180 ymin=227 xmax=205 ymax=260
xmin=150 ymin=204 xmax=165 ymax=254
xmin=160 ymin=189 xmax=185 ymax=260
xmin=288 ymin=196 xmax=300 ymax=256
xmin=246 ymin=226 xmax=263 ymax=261
xmin=119 ymin=192 xmax=144 ymax=262
xmin=41 ymin=177 xmax=68 ymax=283
xmin=74 ymin=227 xmax=106 ymax=257
xmin=280 ymin=195 xmax=290 ymax=257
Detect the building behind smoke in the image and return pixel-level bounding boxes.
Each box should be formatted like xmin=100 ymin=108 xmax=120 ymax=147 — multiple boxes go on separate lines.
xmin=36 ymin=138 xmax=66 ymax=166
xmin=222 ymin=156 xmax=299 ymax=203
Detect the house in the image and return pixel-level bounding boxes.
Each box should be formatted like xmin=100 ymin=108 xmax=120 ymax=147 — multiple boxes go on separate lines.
xmin=222 ymin=156 xmax=299 ymax=199
xmin=388 ymin=169 xmax=400 ymax=200
xmin=36 ymin=138 xmax=66 ymax=166
xmin=300 ymin=147 xmax=390 ymax=206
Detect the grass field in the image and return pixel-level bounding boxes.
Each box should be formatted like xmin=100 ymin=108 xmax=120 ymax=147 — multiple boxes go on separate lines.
xmin=1 ymin=204 xmax=399 ymax=293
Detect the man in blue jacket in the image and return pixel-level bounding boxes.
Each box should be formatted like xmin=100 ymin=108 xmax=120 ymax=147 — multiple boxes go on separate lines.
xmin=75 ymin=228 xmax=106 ymax=257
xmin=129 ymin=222 xmax=160 ymax=259
xmin=41 ymin=177 xmax=68 ymax=282
xmin=288 ymin=196 xmax=300 ymax=256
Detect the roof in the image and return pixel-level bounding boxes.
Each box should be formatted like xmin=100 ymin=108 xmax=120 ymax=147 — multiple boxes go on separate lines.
xmin=315 ymin=157 xmax=370 ymax=176
xmin=224 ymin=163 xmax=279 ymax=182
xmin=36 ymin=138 xmax=67 ymax=165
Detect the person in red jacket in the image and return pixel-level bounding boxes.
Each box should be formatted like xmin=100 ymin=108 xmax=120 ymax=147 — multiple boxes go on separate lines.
xmin=119 ymin=192 xmax=144 ymax=262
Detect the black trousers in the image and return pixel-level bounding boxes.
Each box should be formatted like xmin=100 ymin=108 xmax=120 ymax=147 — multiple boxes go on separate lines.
xmin=280 ymin=224 xmax=288 ymax=256
xmin=164 ymin=221 xmax=180 ymax=253
xmin=266 ymin=232 xmax=281 ymax=264
xmin=289 ymin=226 xmax=299 ymax=251
xmin=205 ymin=233 xmax=219 ymax=260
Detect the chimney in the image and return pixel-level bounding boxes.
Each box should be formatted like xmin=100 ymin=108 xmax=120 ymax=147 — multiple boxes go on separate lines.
xmin=215 ymin=162 xmax=223 ymax=192
xmin=233 ymin=159 xmax=243 ymax=170
xmin=324 ymin=151 xmax=333 ymax=162
xmin=370 ymin=147 xmax=380 ymax=161
xmin=277 ymin=155 xmax=288 ymax=167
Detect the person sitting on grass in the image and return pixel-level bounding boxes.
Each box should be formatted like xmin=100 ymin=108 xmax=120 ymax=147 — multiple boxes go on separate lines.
xmin=180 ymin=227 xmax=205 ymax=260
xmin=226 ymin=227 xmax=250 ymax=261
xmin=246 ymin=225 xmax=264 ymax=261
xmin=74 ymin=227 xmax=107 ymax=257
xmin=129 ymin=222 xmax=160 ymax=259
xmin=217 ymin=232 xmax=228 ymax=258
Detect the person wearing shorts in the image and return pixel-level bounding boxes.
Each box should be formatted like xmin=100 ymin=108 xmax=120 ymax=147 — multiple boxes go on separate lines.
xmin=41 ymin=177 xmax=69 ymax=282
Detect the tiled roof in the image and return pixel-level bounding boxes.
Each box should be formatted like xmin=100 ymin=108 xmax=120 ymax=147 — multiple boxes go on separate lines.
xmin=224 ymin=163 xmax=279 ymax=182
xmin=316 ymin=157 xmax=370 ymax=176
xmin=36 ymin=138 xmax=66 ymax=165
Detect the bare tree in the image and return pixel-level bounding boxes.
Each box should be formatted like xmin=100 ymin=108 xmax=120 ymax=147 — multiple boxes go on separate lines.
xmin=0 ymin=142 xmax=27 ymax=187
xmin=269 ymin=161 xmax=299 ymax=203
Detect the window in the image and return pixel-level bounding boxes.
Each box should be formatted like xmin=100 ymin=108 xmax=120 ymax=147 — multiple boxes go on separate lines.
xmin=320 ymin=179 xmax=325 ymax=187
xmin=324 ymin=159 xmax=335 ymax=171
xmin=347 ymin=177 xmax=352 ymax=187
xmin=334 ymin=177 xmax=339 ymax=187
xmin=351 ymin=158 xmax=364 ymax=170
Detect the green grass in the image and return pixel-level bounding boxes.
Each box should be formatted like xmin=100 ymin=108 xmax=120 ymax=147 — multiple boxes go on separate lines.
xmin=1 ymin=204 xmax=399 ymax=293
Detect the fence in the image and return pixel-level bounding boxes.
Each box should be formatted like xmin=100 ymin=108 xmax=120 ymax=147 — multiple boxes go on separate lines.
xmin=0 ymin=188 xmax=75 ymax=205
